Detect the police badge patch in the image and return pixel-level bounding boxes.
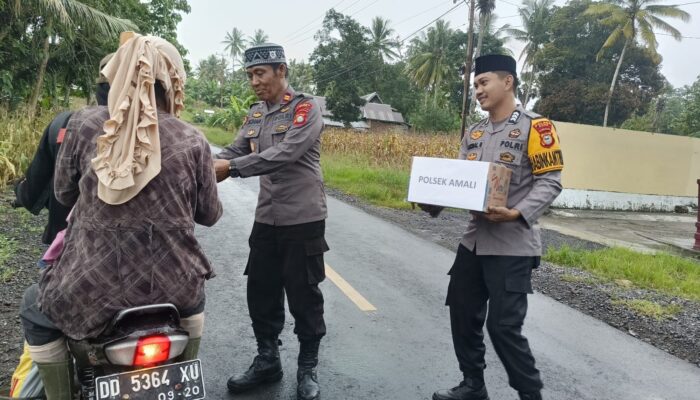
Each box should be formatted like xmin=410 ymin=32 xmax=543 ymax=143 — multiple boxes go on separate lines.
xmin=508 ymin=129 xmax=522 ymax=139
xmin=470 ymin=130 xmax=484 ymax=140
xmin=499 ymin=152 xmax=516 ymax=163
xmin=533 ymin=120 xmax=555 ymax=148
xmin=467 ymin=153 xmax=478 ymax=161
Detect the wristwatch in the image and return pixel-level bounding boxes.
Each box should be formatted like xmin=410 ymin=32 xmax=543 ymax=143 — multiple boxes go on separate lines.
xmin=228 ymin=160 xmax=241 ymax=178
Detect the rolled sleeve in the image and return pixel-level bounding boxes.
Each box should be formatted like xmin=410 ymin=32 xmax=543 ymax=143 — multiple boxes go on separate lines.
xmin=513 ymin=170 xmax=563 ymax=227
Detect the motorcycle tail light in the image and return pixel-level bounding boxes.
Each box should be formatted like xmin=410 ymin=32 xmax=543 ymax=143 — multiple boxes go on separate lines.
xmin=133 ymin=335 xmax=171 ymax=366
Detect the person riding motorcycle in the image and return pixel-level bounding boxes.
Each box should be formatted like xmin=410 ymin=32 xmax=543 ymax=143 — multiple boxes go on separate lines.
xmin=19 ymin=35 xmax=223 ymax=400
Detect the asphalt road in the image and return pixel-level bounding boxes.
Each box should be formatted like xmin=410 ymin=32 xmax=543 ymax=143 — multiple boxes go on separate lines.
xmin=195 ymin=176 xmax=700 ymax=400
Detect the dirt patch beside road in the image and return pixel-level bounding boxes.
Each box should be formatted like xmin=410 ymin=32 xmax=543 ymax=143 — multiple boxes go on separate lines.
xmin=0 ymin=190 xmax=46 ymax=393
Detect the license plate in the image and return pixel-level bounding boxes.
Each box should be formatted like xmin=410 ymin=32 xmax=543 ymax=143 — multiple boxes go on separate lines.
xmin=95 ymin=359 xmax=205 ymax=400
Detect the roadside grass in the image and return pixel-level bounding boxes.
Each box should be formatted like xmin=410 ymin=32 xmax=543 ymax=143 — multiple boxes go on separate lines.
xmin=612 ymin=298 xmax=683 ymax=320
xmin=0 ymin=234 xmax=17 ymax=281
xmin=321 ymin=153 xmax=411 ymax=209
xmin=0 ymin=109 xmax=55 ymax=189
xmin=545 ymin=245 xmax=700 ymax=302
xmin=196 ymin=124 xmax=233 ymax=147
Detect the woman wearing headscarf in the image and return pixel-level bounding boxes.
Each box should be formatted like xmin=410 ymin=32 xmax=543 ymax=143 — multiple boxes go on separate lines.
xmin=18 ymin=35 xmax=223 ymax=399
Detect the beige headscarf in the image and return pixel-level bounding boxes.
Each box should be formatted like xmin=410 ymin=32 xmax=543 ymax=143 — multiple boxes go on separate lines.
xmin=91 ymin=35 xmax=186 ymax=205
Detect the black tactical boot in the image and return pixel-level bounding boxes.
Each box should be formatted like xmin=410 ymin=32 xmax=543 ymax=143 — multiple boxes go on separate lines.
xmin=432 ymin=376 xmax=489 ymax=400
xmin=227 ymin=338 xmax=283 ymax=393
xmin=519 ymin=391 xmax=542 ymax=400
xmin=297 ymin=339 xmax=321 ymax=400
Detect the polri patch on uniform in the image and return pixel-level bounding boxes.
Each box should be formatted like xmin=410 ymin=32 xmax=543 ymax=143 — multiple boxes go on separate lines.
xmin=252 ymin=111 xmax=263 ymax=118
xmin=508 ymin=129 xmax=522 ymax=139
xmin=499 ymin=152 xmax=516 ymax=163
xmin=275 ymin=124 xmax=289 ymax=133
xmin=508 ymin=110 xmax=522 ymax=124
xmin=467 ymin=153 xmax=478 ymax=161
xmin=470 ymin=130 xmax=484 ymax=140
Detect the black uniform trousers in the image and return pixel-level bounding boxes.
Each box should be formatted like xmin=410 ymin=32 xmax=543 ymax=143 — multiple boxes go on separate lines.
xmin=447 ymin=244 xmax=543 ymax=393
xmin=245 ymin=220 xmax=328 ymax=341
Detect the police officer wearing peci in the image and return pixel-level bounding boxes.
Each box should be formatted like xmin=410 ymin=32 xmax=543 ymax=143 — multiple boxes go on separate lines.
xmin=420 ymin=54 xmax=564 ymax=400
xmin=213 ymin=43 xmax=328 ymax=400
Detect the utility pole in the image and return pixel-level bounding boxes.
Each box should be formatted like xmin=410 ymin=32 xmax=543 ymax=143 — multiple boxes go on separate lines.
xmin=459 ymin=0 xmax=476 ymax=139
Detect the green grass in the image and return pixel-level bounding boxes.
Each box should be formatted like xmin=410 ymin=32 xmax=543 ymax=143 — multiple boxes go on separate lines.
xmin=612 ymin=299 xmax=683 ymax=320
xmin=197 ymin=124 xmax=234 ymax=147
xmin=545 ymin=246 xmax=700 ymax=301
xmin=0 ymin=234 xmax=17 ymax=281
xmin=321 ymin=154 xmax=411 ymax=209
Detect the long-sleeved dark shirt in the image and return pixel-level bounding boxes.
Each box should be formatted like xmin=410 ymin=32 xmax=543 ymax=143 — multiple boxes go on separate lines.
xmin=38 ymin=106 xmax=222 ymax=340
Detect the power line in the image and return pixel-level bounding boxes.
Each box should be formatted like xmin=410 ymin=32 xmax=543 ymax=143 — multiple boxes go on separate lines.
xmin=394 ymin=1 xmax=456 ymax=27
xmin=674 ymin=1 xmax=700 ymax=5
xmin=288 ymin=0 xmax=382 ymax=46
xmin=313 ymin=1 xmax=466 ymax=85
xmin=497 ymin=0 xmax=521 ymax=7
xmin=288 ymin=0 xmax=364 ymax=42
xmin=401 ymin=1 xmax=465 ymax=42
xmin=286 ymin=0 xmax=348 ymax=39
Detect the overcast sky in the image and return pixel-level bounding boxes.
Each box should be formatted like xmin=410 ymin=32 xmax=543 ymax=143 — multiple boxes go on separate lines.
xmin=177 ymin=0 xmax=700 ymax=88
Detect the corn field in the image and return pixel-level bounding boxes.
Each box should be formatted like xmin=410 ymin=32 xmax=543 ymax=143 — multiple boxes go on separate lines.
xmin=0 ymin=109 xmax=53 ymax=189
xmin=321 ymin=128 xmax=461 ymax=169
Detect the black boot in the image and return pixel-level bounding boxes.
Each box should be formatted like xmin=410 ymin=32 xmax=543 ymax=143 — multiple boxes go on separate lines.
xmin=519 ymin=391 xmax=542 ymax=400
xmin=297 ymin=339 xmax=320 ymax=400
xmin=227 ymin=338 xmax=283 ymax=393
xmin=432 ymin=376 xmax=489 ymax=400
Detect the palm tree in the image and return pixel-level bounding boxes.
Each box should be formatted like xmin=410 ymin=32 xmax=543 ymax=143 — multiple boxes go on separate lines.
xmin=474 ymin=0 xmax=496 ymax=60
xmin=8 ymin=0 xmax=136 ymax=118
xmin=469 ymin=0 xmax=498 ymax=112
xmin=406 ymin=20 xmax=453 ymax=103
xmin=222 ymin=27 xmax=246 ymax=70
xmin=249 ymin=29 xmax=269 ymax=46
xmin=506 ymin=0 xmax=555 ymax=107
xmin=369 ymin=17 xmax=401 ymax=61
xmin=585 ymin=0 xmax=690 ymax=127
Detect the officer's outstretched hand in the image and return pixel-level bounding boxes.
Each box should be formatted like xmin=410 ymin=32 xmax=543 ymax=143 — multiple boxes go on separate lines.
xmin=213 ymin=159 xmax=230 ymax=183
xmin=414 ymin=203 xmax=444 ymax=218
xmin=482 ymin=206 xmax=521 ymax=222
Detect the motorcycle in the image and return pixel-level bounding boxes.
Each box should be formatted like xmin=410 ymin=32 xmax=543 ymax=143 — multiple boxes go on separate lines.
xmin=68 ymin=304 xmax=205 ymax=400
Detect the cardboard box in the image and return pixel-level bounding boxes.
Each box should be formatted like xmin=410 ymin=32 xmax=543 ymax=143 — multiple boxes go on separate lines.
xmin=407 ymin=157 xmax=512 ymax=211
